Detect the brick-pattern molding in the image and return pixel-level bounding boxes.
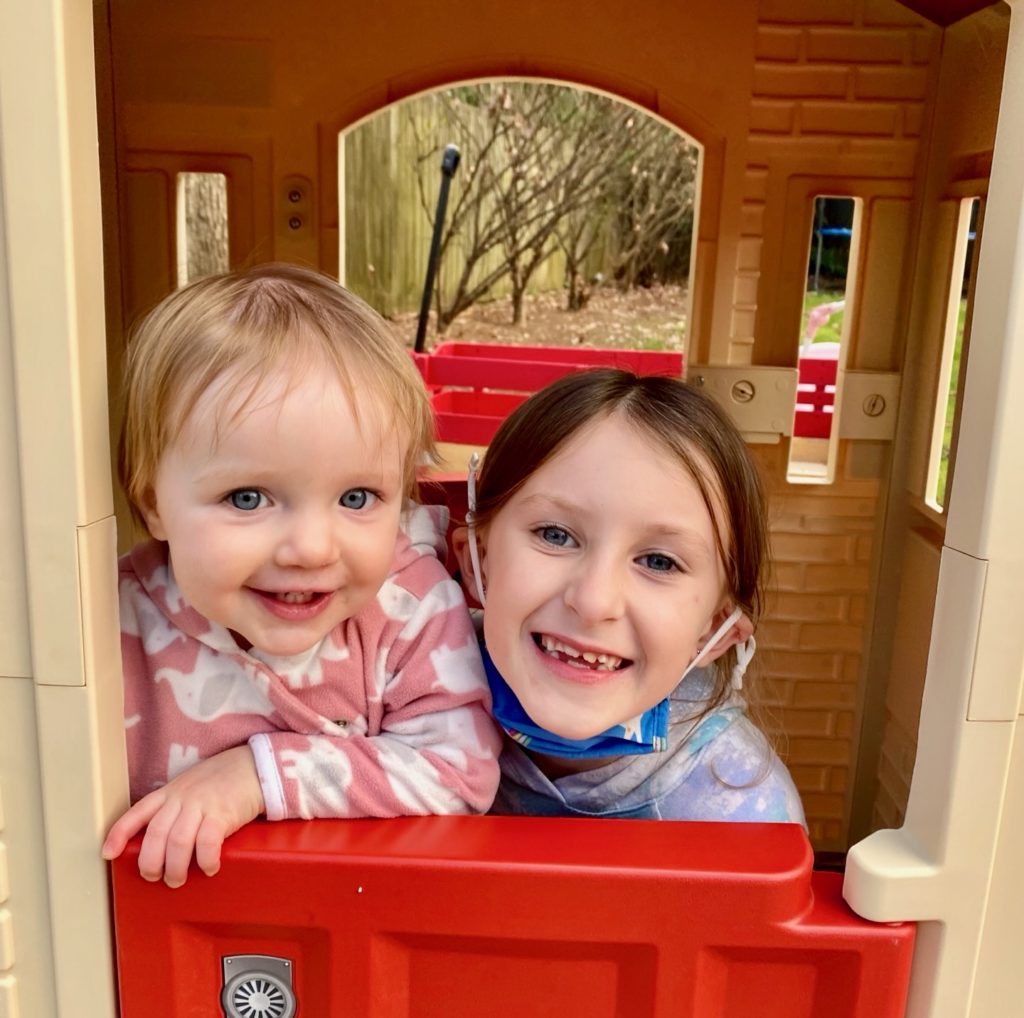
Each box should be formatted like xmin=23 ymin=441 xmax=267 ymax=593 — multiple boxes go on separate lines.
xmin=726 ymin=1 xmax=942 ymax=849
xmin=752 ymin=441 xmax=879 ymax=850
xmin=730 ymin=1 xmax=939 ymax=357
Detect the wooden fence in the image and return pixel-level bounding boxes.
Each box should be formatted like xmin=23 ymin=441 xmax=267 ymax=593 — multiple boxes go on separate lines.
xmin=341 ymin=94 xmax=574 ymax=320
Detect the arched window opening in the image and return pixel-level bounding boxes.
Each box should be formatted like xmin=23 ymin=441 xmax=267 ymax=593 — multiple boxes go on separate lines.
xmin=338 ymin=82 xmax=702 ymax=358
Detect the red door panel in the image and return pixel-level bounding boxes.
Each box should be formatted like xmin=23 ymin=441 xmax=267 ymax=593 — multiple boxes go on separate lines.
xmin=112 ymin=817 xmax=913 ymax=1017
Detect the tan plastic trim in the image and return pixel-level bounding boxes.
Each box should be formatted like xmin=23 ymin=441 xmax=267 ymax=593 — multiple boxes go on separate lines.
xmin=0 ymin=678 xmax=58 ymax=1018
xmin=687 ymin=365 xmax=797 ymax=440
xmin=845 ymin=5 xmax=1024 ymax=1015
xmin=0 ymin=163 xmax=30 ymax=681
xmin=0 ymin=1 xmax=126 ymax=1016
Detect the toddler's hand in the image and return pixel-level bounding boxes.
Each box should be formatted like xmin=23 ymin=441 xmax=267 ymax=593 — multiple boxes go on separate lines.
xmin=102 ymin=745 xmax=264 ymax=888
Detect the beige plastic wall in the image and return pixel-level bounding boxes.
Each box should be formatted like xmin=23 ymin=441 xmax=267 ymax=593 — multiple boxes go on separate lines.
xmin=0 ymin=0 xmax=127 ymax=1015
xmin=843 ymin=4 xmax=1024 ymax=1017
xmin=101 ymin=0 xmax=940 ymax=855
xmin=0 ymin=1 xmax=1022 ymax=1017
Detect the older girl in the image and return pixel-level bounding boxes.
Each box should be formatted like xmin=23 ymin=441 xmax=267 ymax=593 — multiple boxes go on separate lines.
xmin=454 ymin=369 xmax=804 ymax=823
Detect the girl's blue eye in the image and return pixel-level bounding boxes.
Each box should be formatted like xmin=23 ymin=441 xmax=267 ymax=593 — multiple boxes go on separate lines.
xmin=340 ymin=488 xmax=376 ymax=510
xmin=228 ymin=489 xmax=264 ymax=511
xmin=538 ymin=525 xmax=574 ymax=547
xmin=640 ymin=552 xmax=678 ymax=573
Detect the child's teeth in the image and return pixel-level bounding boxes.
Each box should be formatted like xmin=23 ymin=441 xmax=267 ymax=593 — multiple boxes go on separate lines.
xmin=539 ymin=635 xmax=622 ymax=670
xmin=278 ymin=591 xmax=315 ymax=604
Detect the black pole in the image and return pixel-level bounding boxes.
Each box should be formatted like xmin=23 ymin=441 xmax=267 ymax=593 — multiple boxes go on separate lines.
xmin=415 ymin=144 xmax=461 ymax=353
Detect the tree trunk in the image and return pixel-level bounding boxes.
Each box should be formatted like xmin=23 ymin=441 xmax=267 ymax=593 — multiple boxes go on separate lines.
xmin=511 ymin=284 xmax=526 ymax=324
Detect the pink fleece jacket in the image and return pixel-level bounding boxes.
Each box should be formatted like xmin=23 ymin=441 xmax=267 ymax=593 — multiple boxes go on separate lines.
xmin=119 ymin=505 xmax=501 ymax=819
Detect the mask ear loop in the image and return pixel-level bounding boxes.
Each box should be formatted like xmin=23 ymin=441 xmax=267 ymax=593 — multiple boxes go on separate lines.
xmin=684 ymin=605 xmax=741 ymax=675
xmin=466 ymin=452 xmax=487 ymax=607
xmin=731 ymin=633 xmax=756 ymax=692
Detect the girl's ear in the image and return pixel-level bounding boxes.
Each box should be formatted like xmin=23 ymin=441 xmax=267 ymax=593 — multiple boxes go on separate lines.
xmin=138 ymin=487 xmax=167 ymax=541
xmin=695 ymin=604 xmax=753 ymax=664
xmin=451 ymin=525 xmax=487 ymax=609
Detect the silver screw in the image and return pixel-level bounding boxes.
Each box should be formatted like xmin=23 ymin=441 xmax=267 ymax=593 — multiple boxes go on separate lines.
xmin=731 ymin=380 xmax=755 ymax=403
xmin=863 ymin=394 xmax=886 ymax=417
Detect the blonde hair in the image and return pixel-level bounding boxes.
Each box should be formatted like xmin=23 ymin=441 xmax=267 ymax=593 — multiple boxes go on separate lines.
xmin=119 ymin=263 xmax=434 ymax=524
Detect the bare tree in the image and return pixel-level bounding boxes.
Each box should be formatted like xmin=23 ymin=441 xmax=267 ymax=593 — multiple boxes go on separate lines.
xmin=552 ymin=100 xmax=643 ymax=310
xmin=608 ymin=124 xmax=697 ymax=290
xmin=487 ymin=86 xmax=617 ymax=323
xmin=410 ymin=85 xmax=622 ymax=330
xmin=408 ymin=86 xmax=522 ymax=332
xmin=408 ymin=83 xmax=697 ymax=333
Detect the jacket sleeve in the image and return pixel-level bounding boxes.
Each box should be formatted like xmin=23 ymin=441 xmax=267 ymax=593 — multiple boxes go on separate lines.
xmin=248 ymin=568 xmax=503 ymax=821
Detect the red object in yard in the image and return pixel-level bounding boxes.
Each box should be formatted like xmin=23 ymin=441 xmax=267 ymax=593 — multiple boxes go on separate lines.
xmin=112 ymin=817 xmax=914 ymax=1018
xmin=793 ymin=350 xmax=839 ymax=439
xmin=415 ymin=341 xmax=684 ymax=445
xmin=429 ymin=389 xmax=530 ymax=447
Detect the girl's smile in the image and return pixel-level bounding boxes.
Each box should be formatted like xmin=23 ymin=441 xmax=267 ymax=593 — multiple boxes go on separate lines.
xmin=532 ymin=632 xmax=629 ymax=679
xmin=142 ymin=363 xmax=407 ymax=658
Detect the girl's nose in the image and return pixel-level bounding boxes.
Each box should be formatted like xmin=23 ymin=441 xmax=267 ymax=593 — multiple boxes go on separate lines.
xmin=275 ymin=509 xmax=340 ymax=570
xmin=563 ymin=553 xmax=626 ymax=623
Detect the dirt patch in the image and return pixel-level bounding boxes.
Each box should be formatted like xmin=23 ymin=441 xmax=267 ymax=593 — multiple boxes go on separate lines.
xmin=391 ymin=284 xmax=689 ymax=352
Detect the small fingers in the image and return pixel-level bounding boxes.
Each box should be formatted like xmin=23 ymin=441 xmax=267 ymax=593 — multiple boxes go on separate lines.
xmin=136 ymin=799 xmax=183 ymax=883
xmin=102 ymin=793 xmax=166 ymax=861
xmin=194 ymin=816 xmax=227 ymax=878
xmin=161 ymin=806 xmax=204 ymax=888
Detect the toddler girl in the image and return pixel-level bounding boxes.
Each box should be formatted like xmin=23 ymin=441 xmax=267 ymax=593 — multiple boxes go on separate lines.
xmin=103 ymin=263 xmax=501 ymax=885
xmin=454 ymin=369 xmax=804 ymax=823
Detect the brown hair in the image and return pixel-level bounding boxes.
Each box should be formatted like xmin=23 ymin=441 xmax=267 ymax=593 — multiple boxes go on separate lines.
xmin=473 ymin=368 xmax=769 ymax=715
xmin=119 ymin=263 xmax=434 ymax=525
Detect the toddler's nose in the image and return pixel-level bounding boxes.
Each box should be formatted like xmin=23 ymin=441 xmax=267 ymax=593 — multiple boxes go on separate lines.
xmin=277 ymin=509 xmax=340 ymax=570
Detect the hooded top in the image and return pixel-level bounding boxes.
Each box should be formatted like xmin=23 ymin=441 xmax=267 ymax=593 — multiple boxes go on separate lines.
xmin=119 ymin=504 xmax=502 ymax=819
xmin=490 ymin=668 xmax=806 ymax=824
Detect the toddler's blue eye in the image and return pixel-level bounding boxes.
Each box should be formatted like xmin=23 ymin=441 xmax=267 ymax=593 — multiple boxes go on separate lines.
xmin=641 ymin=552 xmax=677 ymax=573
xmin=539 ymin=525 xmax=572 ymax=547
xmin=228 ymin=489 xmax=264 ymax=511
xmin=340 ymin=488 xmax=375 ymax=510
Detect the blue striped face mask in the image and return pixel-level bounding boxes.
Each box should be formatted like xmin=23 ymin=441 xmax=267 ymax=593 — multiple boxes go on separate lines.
xmin=482 ymin=607 xmax=753 ymax=759
xmin=466 ymin=455 xmax=755 ymax=759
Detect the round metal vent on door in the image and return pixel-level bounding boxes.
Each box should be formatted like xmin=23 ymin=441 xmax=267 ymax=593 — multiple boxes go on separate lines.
xmin=221 ymin=955 xmax=296 ymax=1018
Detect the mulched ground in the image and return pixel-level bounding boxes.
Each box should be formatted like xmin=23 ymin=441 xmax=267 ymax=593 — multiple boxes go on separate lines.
xmin=390 ymin=284 xmax=689 ymax=352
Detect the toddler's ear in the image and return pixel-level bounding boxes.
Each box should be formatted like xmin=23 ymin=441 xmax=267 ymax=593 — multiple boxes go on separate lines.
xmin=138 ymin=488 xmax=167 ymax=541
xmin=451 ymin=526 xmax=486 ymax=609
xmin=695 ymin=605 xmax=753 ymax=664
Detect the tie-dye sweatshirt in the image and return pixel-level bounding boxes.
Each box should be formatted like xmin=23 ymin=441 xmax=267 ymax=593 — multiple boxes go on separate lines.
xmin=491 ymin=670 xmax=806 ymax=824
xmin=119 ymin=504 xmax=502 ymax=820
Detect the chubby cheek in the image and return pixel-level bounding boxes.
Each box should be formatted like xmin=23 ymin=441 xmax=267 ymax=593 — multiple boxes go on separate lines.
xmin=165 ymin=527 xmax=256 ymax=613
xmin=183 ymin=525 xmax=256 ymax=579
xmin=345 ymin=520 xmax=404 ymax=597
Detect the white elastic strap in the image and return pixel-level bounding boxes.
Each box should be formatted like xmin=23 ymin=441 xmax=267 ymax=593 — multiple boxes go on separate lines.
xmin=731 ymin=634 xmax=756 ymax=692
xmin=681 ymin=605 xmax=743 ymax=681
xmin=466 ymin=452 xmax=487 ymax=607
